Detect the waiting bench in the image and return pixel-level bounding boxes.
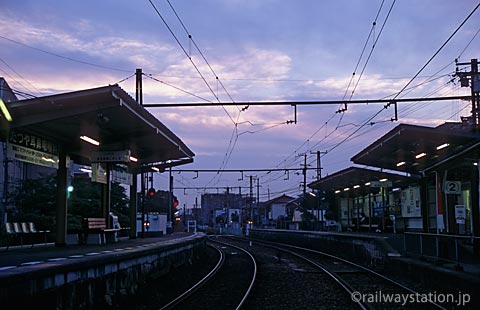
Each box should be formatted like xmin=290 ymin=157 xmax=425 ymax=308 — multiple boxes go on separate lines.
xmin=4 ymin=222 xmax=50 ymax=250
xmin=82 ymin=218 xmax=120 ymax=245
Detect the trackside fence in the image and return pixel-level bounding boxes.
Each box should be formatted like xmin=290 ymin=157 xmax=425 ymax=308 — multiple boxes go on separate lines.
xmin=404 ymin=232 xmax=480 ymax=266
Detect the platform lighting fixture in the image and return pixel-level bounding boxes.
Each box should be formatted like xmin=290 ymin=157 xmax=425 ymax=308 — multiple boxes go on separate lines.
xmin=129 ymin=156 xmax=138 ymax=162
xmin=474 ymin=163 xmax=478 ymax=166
xmin=353 ymin=185 xmax=360 ymax=189
xmin=41 ymin=157 xmax=56 ymax=163
xmin=365 ymin=182 xmax=371 ymax=186
xmin=379 ymin=178 xmax=388 ymax=182
xmin=396 ymin=161 xmax=406 ymax=167
xmin=80 ymin=135 xmax=100 ymax=146
xmin=344 ymin=187 xmax=350 ymax=192
xmin=0 ymin=98 xmax=13 ymax=122
xmin=436 ymin=143 xmax=450 ymax=150
xmin=152 ymin=167 xmax=160 ymax=172
xmin=79 ymin=168 xmax=92 ymax=173
xmin=335 ymin=190 xmax=341 ymax=194
xmin=415 ymin=152 xmax=427 ymax=159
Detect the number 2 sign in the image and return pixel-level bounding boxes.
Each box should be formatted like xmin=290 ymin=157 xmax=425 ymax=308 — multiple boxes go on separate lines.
xmin=445 ymin=181 xmax=461 ymax=194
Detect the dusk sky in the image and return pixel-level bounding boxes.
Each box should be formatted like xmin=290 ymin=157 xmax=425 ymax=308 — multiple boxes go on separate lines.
xmin=1 ymin=0 xmax=479 ymax=207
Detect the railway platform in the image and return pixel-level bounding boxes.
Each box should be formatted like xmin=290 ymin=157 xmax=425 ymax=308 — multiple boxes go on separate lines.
xmin=0 ymin=232 xmax=207 ymax=308
xmin=0 ymin=232 xmax=196 ymax=269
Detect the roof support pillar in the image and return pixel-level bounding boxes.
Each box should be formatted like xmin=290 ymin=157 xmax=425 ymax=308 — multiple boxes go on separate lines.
xmin=102 ymin=163 xmax=111 ymax=228
xmin=55 ymin=152 xmax=67 ymax=247
xmin=129 ymin=173 xmax=138 ymax=239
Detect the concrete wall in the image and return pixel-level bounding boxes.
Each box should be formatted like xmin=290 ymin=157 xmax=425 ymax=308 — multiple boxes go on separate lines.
xmin=0 ymin=235 xmax=206 ymax=308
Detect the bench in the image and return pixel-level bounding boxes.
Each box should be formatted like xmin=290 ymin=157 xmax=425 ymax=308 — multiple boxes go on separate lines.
xmin=4 ymin=222 xmax=50 ymax=250
xmin=82 ymin=218 xmax=120 ymax=244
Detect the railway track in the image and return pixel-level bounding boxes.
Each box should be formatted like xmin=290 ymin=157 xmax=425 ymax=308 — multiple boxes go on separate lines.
xmin=160 ymin=240 xmax=257 ymax=310
xmin=221 ymin=236 xmax=448 ymax=310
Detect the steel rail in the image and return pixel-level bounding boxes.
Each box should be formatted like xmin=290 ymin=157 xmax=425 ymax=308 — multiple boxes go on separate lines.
xmin=238 ymin=237 xmax=447 ymax=310
xmin=208 ymin=237 xmax=258 ymax=310
xmin=221 ymin=236 xmax=368 ymax=310
xmin=159 ymin=244 xmax=224 ymax=310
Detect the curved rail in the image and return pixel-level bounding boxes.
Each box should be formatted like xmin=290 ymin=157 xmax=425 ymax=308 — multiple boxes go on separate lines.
xmin=159 ymin=244 xmax=225 ymax=310
xmin=233 ymin=236 xmax=447 ymax=310
xmin=208 ymin=237 xmax=258 ymax=310
xmin=223 ymin=237 xmax=368 ymax=310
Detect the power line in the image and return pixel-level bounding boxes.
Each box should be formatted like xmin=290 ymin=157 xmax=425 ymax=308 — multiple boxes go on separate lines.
xmin=393 ymin=2 xmax=480 ymax=100
xmin=0 ymin=35 xmax=131 ymax=73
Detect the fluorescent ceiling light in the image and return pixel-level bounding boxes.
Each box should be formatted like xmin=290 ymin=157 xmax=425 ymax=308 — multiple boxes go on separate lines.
xmin=335 ymin=190 xmax=341 ymax=194
xmin=80 ymin=135 xmax=100 ymax=146
xmin=396 ymin=161 xmax=406 ymax=167
xmin=353 ymin=185 xmax=360 ymax=189
xmin=79 ymin=168 xmax=92 ymax=173
xmin=436 ymin=143 xmax=449 ymax=150
xmin=415 ymin=152 xmax=427 ymax=159
xmin=0 ymin=98 xmax=13 ymax=122
xmin=365 ymin=182 xmax=371 ymax=186
xmin=380 ymin=178 xmax=388 ymax=182
xmin=129 ymin=156 xmax=138 ymax=162
xmin=344 ymin=187 xmax=350 ymax=191
xmin=152 ymin=167 xmax=160 ymax=172
xmin=41 ymin=157 xmax=56 ymax=163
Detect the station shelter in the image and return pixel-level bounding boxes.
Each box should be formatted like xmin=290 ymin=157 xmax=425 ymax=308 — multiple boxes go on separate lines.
xmin=309 ymin=166 xmax=415 ymax=232
xmin=309 ymin=120 xmax=480 ymax=240
xmin=0 ymin=82 xmax=194 ymax=246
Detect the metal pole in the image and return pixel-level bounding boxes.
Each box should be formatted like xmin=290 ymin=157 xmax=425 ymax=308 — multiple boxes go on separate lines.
xmin=420 ymin=234 xmax=423 ymax=257
xmin=169 ymin=166 xmax=173 ymax=234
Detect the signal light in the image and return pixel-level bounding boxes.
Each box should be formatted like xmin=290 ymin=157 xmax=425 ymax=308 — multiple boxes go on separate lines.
xmin=173 ymin=199 xmax=179 ymax=208
xmin=147 ymin=188 xmax=155 ymax=198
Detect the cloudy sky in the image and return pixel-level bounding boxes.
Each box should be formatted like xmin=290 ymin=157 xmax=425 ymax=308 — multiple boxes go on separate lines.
xmin=1 ymin=0 xmax=479 ymax=207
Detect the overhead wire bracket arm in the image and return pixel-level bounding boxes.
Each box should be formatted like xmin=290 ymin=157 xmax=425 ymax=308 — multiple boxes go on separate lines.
xmin=286 ymin=104 xmax=297 ymax=124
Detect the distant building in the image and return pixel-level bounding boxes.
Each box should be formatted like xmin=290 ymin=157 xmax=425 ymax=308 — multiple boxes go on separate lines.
xmin=200 ymin=192 xmax=246 ymax=227
xmin=263 ymin=194 xmax=296 ymax=226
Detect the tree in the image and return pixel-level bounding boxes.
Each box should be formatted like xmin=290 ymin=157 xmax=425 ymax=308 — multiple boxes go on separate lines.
xmin=9 ymin=173 xmax=57 ymax=231
xmin=8 ymin=173 xmax=131 ymax=231
xmin=68 ymin=175 xmax=130 ymax=229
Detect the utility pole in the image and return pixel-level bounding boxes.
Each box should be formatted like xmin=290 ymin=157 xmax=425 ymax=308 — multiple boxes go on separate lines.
xmin=310 ymin=150 xmax=328 ymax=181
xmin=249 ymin=175 xmax=254 ymax=224
xmin=456 ymin=59 xmax=480 ymax=128
xmin=297 ymin=153 xmax=308 ymax=196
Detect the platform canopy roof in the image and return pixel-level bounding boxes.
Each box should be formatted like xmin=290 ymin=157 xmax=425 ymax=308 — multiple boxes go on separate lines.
xmin=350 ymin=123 xmax=480 ymax=175
xmin=0 ymin=84 xmax=194 ymax=172
xmin=308 ymin=166 xmax=416 ymax=196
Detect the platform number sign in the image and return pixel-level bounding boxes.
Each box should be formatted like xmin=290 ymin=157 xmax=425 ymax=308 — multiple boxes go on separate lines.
xmin=445 ymin=181 xmax=461 ymax=194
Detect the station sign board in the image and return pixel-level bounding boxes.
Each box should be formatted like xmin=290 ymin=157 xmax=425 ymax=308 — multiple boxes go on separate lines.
xmin=370 ymin=180 xmax=393 ymax=188
xmin=91 ymin=150 xmax=131 ymax=163
xmin=7 ymin=143 xmax=59 ymax=169
xmin=455 ymin=205 xmax=466 ymax=224
xmin=91 ymin=163 xmax=133 ymax=185
xmin=7 ymin=132 xmax=60 ymax=169
xmin=445 ymin=181 xmax=461 ymax=194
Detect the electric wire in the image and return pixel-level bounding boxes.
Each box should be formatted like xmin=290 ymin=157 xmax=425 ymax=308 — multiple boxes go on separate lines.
xmin=392 ymin=2 xmax=479 ymax=100
xmin=0 ymin=35 xmax=131 ymax=73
